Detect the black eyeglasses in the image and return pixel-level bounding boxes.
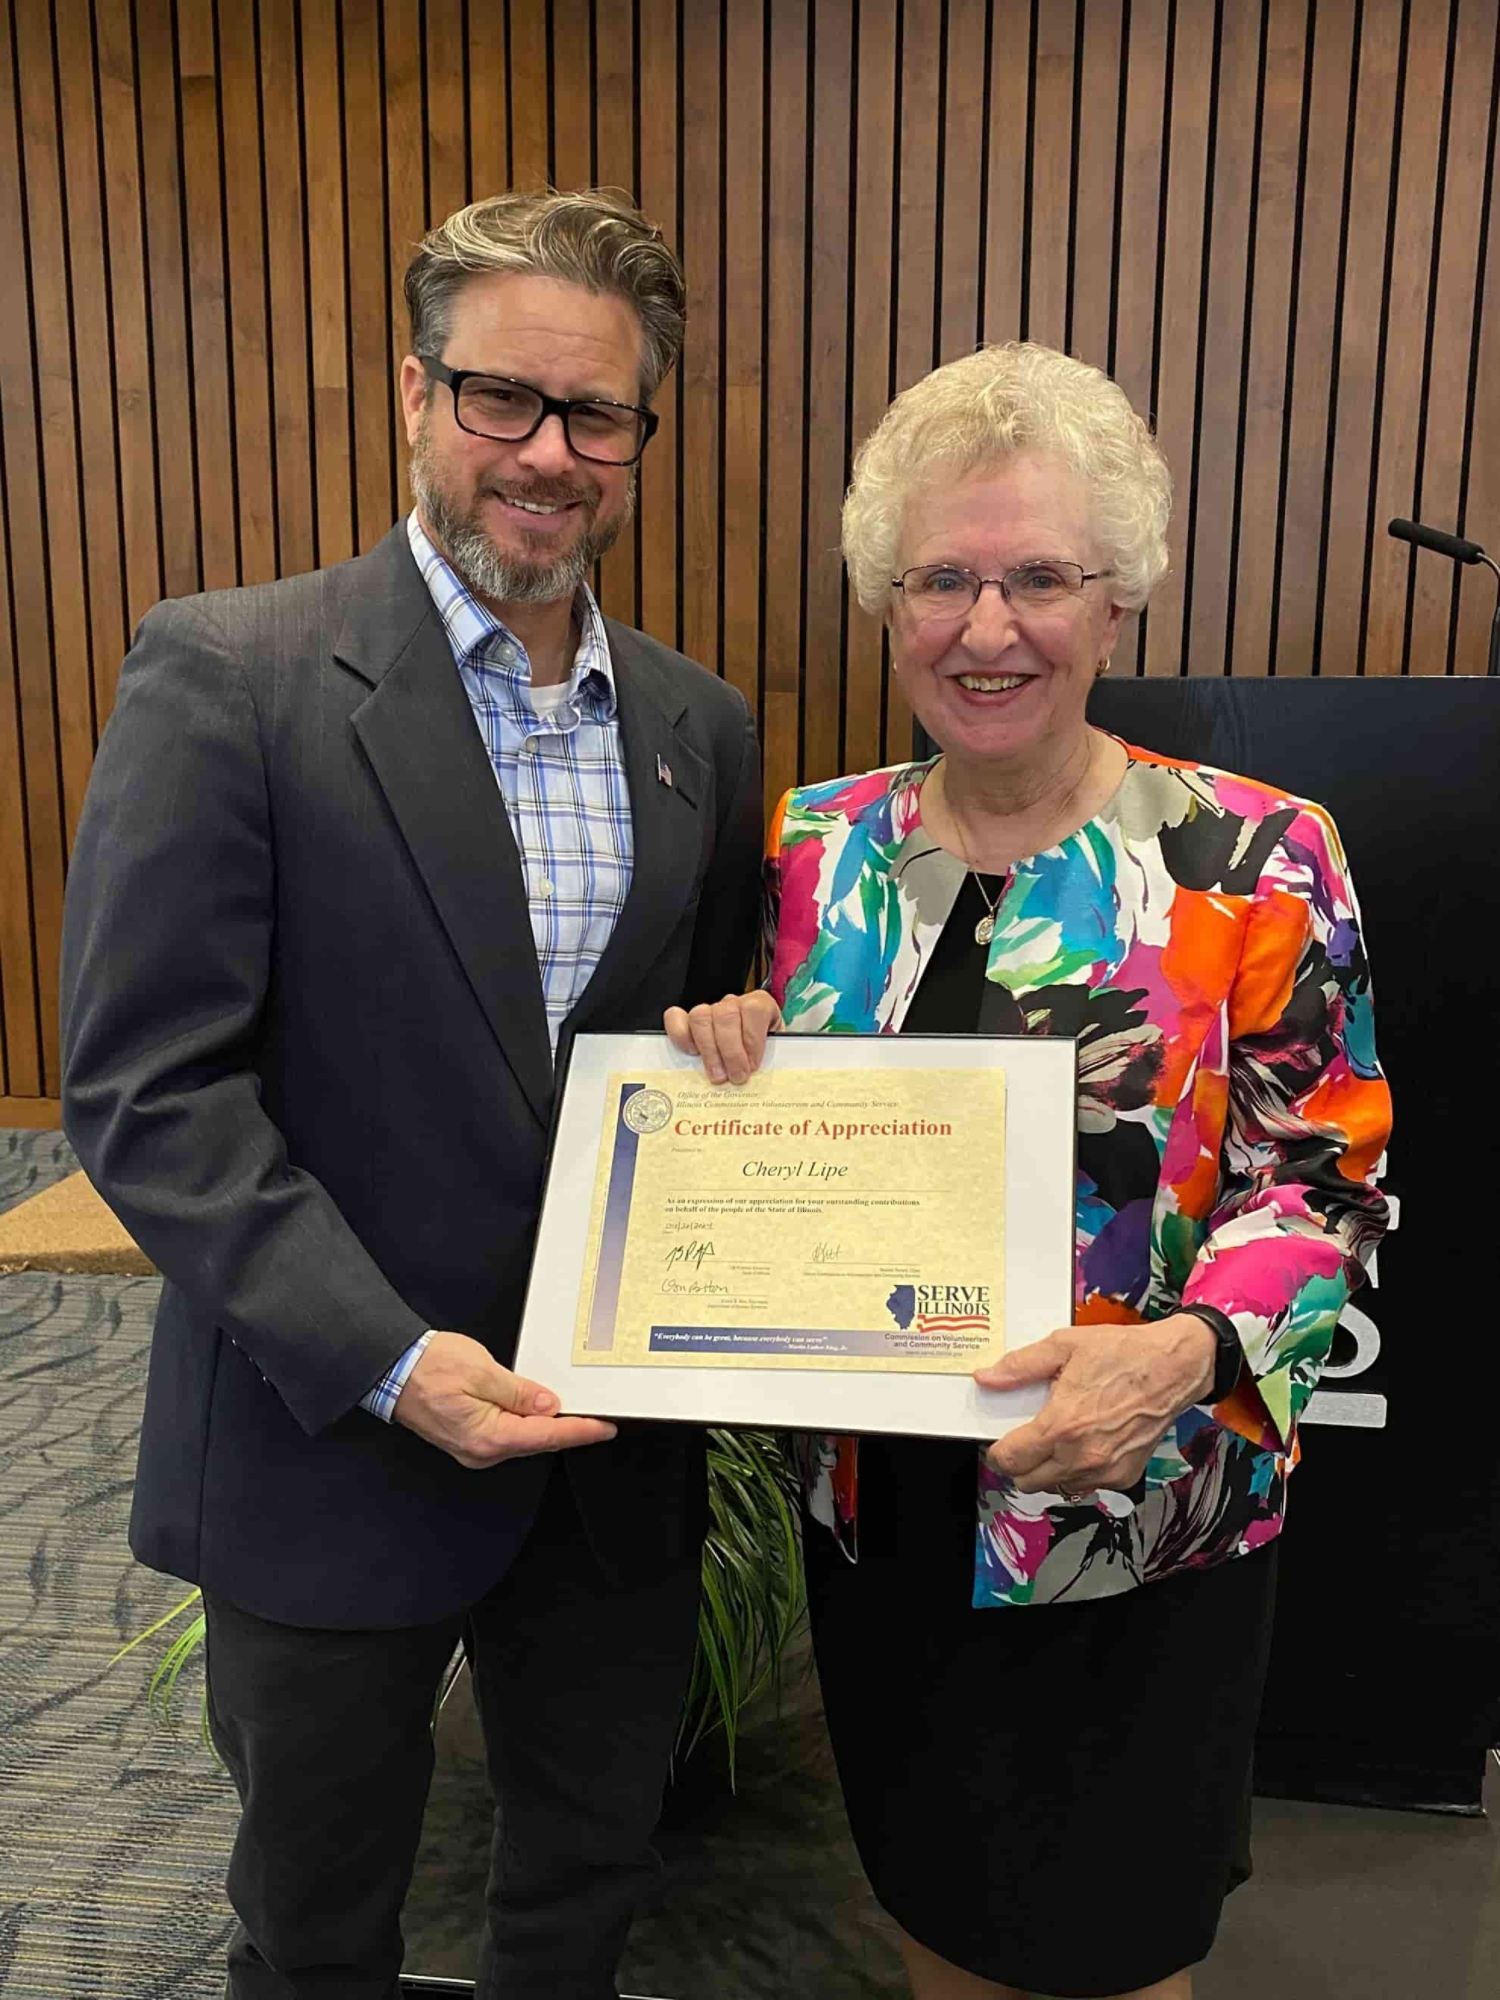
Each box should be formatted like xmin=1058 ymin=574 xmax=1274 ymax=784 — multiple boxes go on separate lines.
xmin=419 ymin=357 xmax=659 ymax=466
xmin=893 ymin=561 xmax=1114 ymax=622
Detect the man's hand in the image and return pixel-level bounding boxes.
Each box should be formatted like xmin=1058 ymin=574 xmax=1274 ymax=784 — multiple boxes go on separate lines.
xmin=975 ymin=1314 xmax=1219 ymax=1497
xmin=663 ymin=991 xmax=783 ymax=1084
xmin=393 ymin=1330 xmax=617 ymax=1469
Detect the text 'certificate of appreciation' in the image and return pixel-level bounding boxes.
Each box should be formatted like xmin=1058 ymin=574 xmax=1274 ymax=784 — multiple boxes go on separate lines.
xmin=515 ymin=1031 xmax=1077 ymax=1441
xmin=574 ymin=1067 xmax=1005 ymax=1374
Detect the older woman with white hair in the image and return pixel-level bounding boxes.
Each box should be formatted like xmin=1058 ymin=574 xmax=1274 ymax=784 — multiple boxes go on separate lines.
xmin=667 ymin=342 xmax=1391 ymax=1999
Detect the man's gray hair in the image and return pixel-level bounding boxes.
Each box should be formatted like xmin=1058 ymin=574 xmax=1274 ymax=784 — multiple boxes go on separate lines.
xmin=404 ymin=187 xmax=687 ymax=403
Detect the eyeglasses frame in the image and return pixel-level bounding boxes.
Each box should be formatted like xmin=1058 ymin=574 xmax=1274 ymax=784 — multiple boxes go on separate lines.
xmin=891 ymin=560 xmax=1115 ymax=616
xmin=418 ymin=356 xmax=659 ymax=466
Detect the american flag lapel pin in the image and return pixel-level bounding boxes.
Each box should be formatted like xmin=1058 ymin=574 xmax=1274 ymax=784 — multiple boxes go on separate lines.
xmin=656 ymin=753 xmax=674 ymax=789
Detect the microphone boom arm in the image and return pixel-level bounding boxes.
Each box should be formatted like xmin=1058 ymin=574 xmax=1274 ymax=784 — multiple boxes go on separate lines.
xmin=1388 ymin=518 xmax=1500 ymax=676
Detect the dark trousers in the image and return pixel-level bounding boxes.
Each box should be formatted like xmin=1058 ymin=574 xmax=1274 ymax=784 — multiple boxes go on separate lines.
xmin=202 ymin=1463 xmax=701 ymax=2000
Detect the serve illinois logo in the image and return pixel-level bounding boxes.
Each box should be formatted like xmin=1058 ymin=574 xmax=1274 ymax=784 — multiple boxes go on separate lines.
xmin=886 ymin=1283 xmax=991 ymax=1333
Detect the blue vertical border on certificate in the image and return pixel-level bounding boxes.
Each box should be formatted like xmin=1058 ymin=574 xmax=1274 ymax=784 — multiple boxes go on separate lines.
xmin=583 ymin=1083 xmax=646 ymax=1352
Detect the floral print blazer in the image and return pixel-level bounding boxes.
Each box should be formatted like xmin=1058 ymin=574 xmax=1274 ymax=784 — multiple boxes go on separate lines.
xmin=764 ymin=743 xmax=1392 ymax=1608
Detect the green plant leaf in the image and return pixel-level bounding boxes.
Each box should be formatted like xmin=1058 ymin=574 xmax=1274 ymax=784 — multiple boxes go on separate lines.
xmin=675 ymin=1429 xmax=808 ymax=1783
xmin=108 ymin=1586 xmax=204 ymax=1666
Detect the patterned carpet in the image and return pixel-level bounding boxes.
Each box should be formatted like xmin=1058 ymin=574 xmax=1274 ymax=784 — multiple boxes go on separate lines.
xmin=0 ymin=1128 xmax=901 ymax=1999
xmin=0 ymin=1130 xmax=238 ymax=1999
xmin=5 ymin=1129 xmax=1494 ymax=1999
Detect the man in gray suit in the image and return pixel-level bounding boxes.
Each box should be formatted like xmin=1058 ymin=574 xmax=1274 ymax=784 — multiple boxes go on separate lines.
xmin=60 ymin=188 xmax=761 ymax=2000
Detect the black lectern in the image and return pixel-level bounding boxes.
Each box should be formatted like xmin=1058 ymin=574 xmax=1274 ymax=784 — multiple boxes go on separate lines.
xmin=1024 ymin=674 xmax=1500 ymax=1813
xmin=917 ymin=675 xmax=1500 ymax=1809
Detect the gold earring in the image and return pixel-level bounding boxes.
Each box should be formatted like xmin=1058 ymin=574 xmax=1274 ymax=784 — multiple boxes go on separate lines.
xmin=1095 ymin=657 xmax=1111 ymax=678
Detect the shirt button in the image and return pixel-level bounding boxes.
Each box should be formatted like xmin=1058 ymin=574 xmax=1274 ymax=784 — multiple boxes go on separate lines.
xmin=537 ymin=877 xmax=553 ymax=897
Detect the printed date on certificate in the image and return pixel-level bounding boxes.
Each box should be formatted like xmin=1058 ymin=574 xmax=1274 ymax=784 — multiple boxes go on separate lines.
xmin=572 ymin=1068 xmax=1006 ymax=1373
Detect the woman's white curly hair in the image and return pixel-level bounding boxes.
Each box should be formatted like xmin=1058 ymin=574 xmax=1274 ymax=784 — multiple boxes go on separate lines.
xmin=841 ymin=342 xmax=1172 ymax=615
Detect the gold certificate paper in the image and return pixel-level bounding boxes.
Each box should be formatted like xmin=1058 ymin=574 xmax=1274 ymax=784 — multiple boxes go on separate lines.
xmin=572 ymin=1068 xmax=1006 ymax=1374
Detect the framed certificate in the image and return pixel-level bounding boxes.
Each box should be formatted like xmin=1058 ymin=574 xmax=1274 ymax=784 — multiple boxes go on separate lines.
xmin=513 ymin=1031 xmax=1077 ymax=1441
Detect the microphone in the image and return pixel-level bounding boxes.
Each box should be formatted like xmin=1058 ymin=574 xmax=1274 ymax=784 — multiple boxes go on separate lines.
xmin=1387 ymin=519 xmax=1500 ymax=675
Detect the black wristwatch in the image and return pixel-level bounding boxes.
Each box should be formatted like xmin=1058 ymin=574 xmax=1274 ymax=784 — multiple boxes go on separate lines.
xmin=1179 ymin=1304 xmax=1243 ymax=1403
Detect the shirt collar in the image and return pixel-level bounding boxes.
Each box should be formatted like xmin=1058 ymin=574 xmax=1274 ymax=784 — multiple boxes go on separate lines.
xmin=406 ymin=510 xmax=615 ymax=710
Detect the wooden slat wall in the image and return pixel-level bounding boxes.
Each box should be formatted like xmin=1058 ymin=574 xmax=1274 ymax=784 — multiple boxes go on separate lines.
xmin=4 ymin=0 xmax=1500 ymax=1102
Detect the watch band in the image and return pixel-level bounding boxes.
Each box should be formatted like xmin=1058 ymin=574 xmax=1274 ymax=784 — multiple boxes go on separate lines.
xmin=1179 ymin=1303 xmax=1243 ymax=1403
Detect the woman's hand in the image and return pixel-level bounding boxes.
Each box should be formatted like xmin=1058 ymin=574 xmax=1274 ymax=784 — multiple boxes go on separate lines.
xmin=975 ymin=1313 xmax=1220 ymax=1497
xmin=663 ymin=991 xmax=785 ymax=1084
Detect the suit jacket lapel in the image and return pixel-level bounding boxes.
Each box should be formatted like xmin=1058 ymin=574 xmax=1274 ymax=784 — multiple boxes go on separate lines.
xmin=338 ymin=527 xmax=554 ymax=1129
xmin=561 ymin=619 xmax=708 ymax=1040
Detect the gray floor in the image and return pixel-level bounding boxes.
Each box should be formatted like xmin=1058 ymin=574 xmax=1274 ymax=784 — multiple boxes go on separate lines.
xmin=404 ymin=1638 xmax=1500 ymax=1999
xmin=2 ymin=1126 xmax=1497 ymax=1997
xmin=0 ymin=1131 xmax=239 ymax=2000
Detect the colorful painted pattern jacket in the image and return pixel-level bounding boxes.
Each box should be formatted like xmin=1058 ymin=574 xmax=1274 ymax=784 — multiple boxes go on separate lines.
xmin=764 ymin=743 xmax=1392 ymax=1608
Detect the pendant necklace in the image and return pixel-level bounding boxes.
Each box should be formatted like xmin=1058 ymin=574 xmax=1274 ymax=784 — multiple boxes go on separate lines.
xmin=945 ymin=786 xmax=1005 ymax=945
xmin=934 ymin=760 xmax=1009 ymax=948
xmin=936 ymin=740 xmax=1100 ymax=948
xmin=970 ymin=875 xmax=1003 ymax=948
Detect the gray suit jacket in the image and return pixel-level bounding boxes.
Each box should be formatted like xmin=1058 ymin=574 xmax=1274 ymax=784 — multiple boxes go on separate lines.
xmin=60 ymin=523 xmax=762 ymax=1628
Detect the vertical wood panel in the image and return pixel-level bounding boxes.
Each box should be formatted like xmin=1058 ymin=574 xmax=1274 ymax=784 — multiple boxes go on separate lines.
xmin=16 ymin=0 xmax=96 ymax=841
xmin=177 ymin=3 xmax=238 ymax=592
xmin=4 ymin=1 xmax=1500 ymax=1103
xmin=1409 ymin=0 xmax=1495 ymax=673
xmin=679 ymin=0 xmax=721 ymax=677
xmin=761 ymin=0 xmax=807 ymax=814
xmin=1144 ymin=1 xmax=1215 ymax=675
xmin=719 ymin=0 xmax=764 ymax=713
xmin=0 ymin=34 xmax=34 ymax=1090
xmin=844 ymin=0 xmax=896 ymax=776
xmin=385 ymin=0 xmax=423 ymax=519
xmin=344 ymin=0 xmax=392 ymax=556
xmin=1276 ymin=0 xmax=1357 ymax=676
xmin=1364 ymin=2 xmax=1451 ymax=676
xmin=1321 ymin=0 xmax=1403 ymax=676
xmin=95 ymin=0 xmax=162 ymax=631
xmin=426 ymin=0 xmax=468 ymax=220
xmin=1185 ymin=0 xmax=1262 ymax=677
xmin=1113 ymin=0 xmax=1168 ymax=413
xmin=218 ymin=0 xmax=277 ymax=585
xmin=803 ymin=0 xmax=853 ymax=783
xmin=894 ymin=5 xmax=940 ymax=393
xmin=1111 ymin=0 xmax=1170 ymax=680
xmin=0 ymin=484 xmax=34 ymax=1093
xmin=1026 ymin=0 xmax=1075 ymax=351
xmin=983 ymin=0 xmax=1032 ymax=347
xmin=0 ymin=0 xmax=58 ymax=1092
xmin=1232 ymin=0 xmax=1307 ymax=681
xmin=135 ymin=0 xmax=199 ymax=600
xmin=468 ymin=4 xmax=510 ymax=198
xmin=510 ymin=0 xmax=551 ymax=185
xmin=55 ymin=0 xmax=129 ymax=718
xmin=262 ymin=0 xmax=316 ymax=577
xmin=550 ymin=0 xmax=593 ymax=191
xmin=595 ymin=0 xmax=640 ymax=624
xmin=301 ymin=0 xmax=352 ymax=568
xmin=1071 ymin=0 xmax=1124 ymax=372
xmin=938 ymin=0 xmax=986 ymax=366
xmin=635 ymin=0 xmax=680 ymax=649
xmin=888 ymin=3 xmax=941 ymax=760
xmin=1455 ymin=9 xmax=1500 ymax=676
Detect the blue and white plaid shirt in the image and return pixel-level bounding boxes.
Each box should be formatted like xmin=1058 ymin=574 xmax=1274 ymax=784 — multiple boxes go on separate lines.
xmin=360 ymin=512 xmax=635 ymax=1422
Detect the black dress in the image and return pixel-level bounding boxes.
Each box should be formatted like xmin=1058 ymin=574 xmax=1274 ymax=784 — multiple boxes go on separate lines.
xmin=804 ymin=875 xmax=1278 ymax=1998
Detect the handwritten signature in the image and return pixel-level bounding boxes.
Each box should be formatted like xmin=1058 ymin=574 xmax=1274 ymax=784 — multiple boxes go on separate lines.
xmin=664 ymin=1239 xmax=716 ymax=1272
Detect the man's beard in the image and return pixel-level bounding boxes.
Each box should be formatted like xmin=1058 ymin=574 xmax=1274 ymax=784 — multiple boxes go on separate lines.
xmin=409 ymin=419 xmax=633 ymax=607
